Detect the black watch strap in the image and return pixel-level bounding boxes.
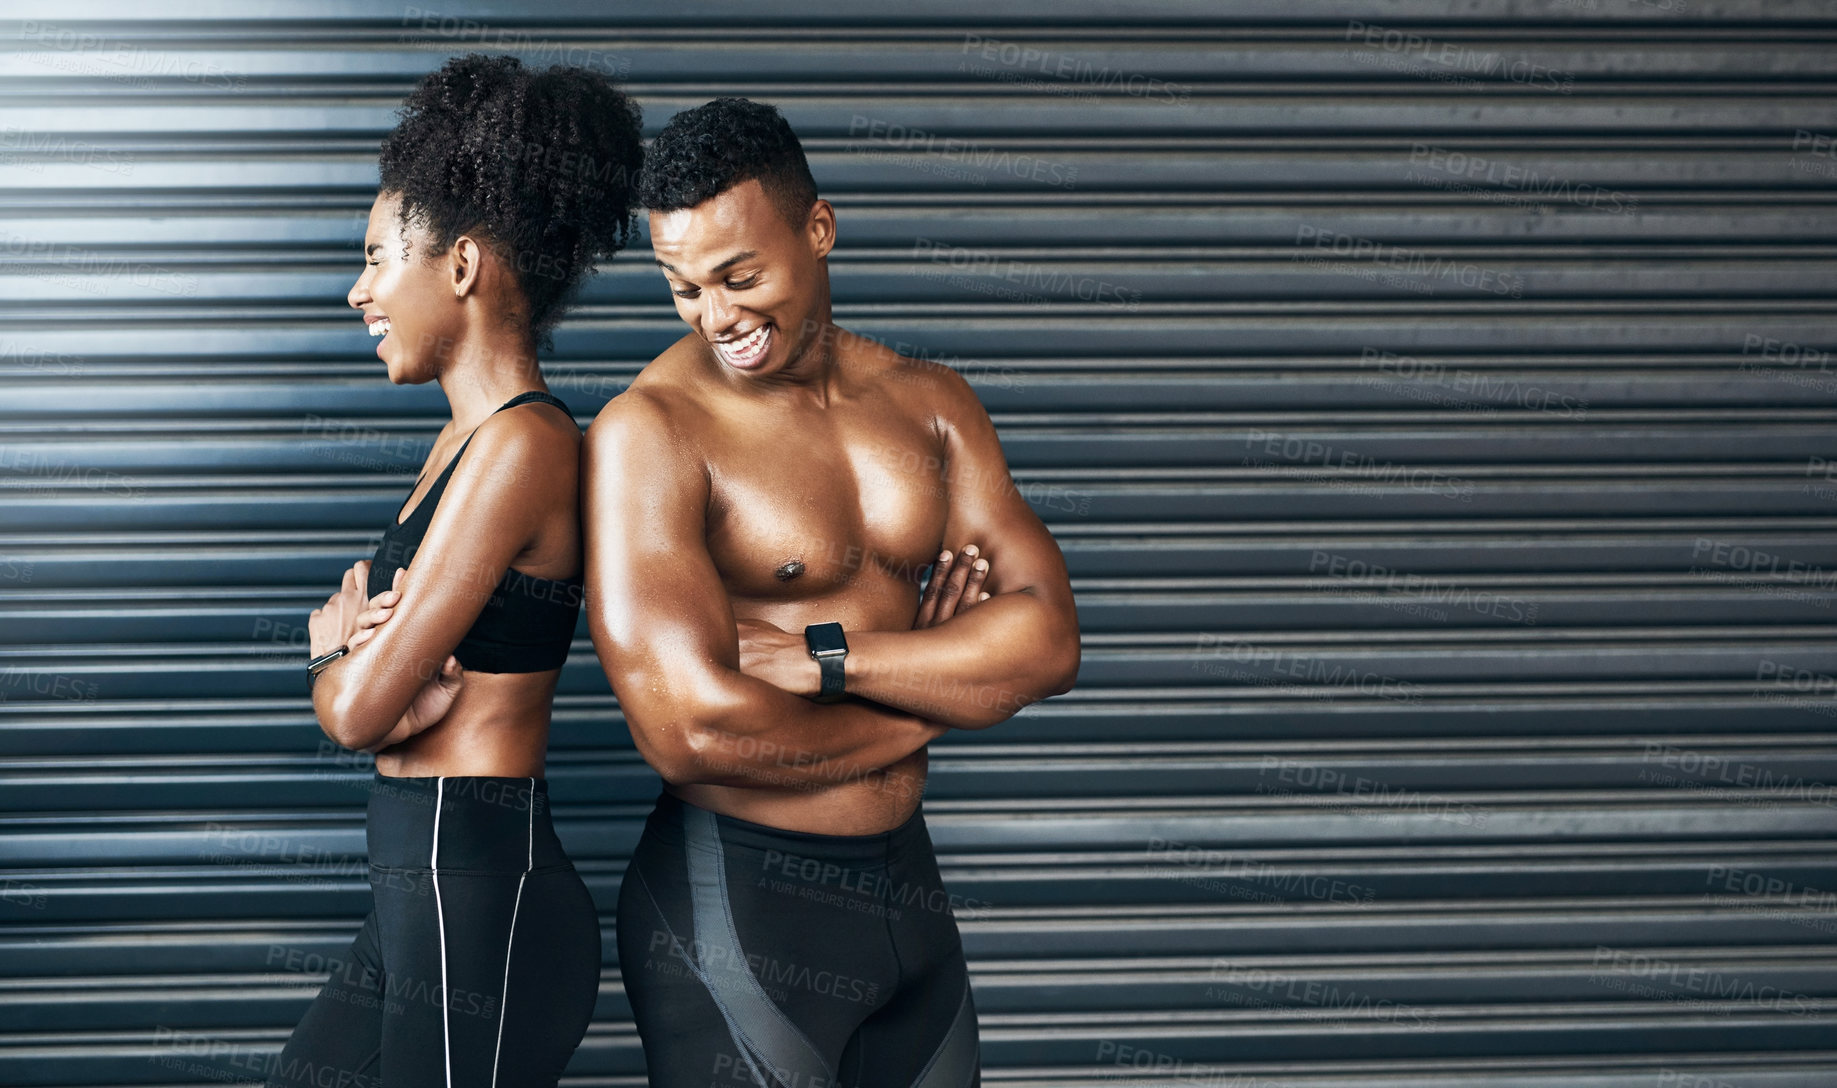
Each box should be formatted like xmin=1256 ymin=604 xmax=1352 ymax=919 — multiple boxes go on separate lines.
xmin=815 ymin=653 xmax=847 ymax=703
xmin=306 ymin=645 xmax=349 ymax=686
xmin=805 ymin=622 xmax=848 ymax=704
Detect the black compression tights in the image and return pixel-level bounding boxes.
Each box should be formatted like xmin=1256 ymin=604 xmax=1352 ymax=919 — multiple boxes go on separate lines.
xmin=617 ymin=790 xmax=981 ymax=1088
xmin=268 ymin=775 xmax=600 ymax=1088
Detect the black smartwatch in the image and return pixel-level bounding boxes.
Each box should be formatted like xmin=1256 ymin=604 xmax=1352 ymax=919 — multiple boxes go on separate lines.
xmin=306 ymin=645 xmax=349 ymax=687
xmin=804 ymin=622 xmax=848 ymax=703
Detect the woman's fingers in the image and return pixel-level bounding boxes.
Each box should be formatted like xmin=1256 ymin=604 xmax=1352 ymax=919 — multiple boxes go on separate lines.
xmin=354 ymin=605 xmax=394 ymax=631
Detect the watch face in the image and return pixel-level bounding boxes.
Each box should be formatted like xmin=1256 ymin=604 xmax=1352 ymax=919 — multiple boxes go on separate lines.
xmin=806 ymin=622 xmax=847 ymax=656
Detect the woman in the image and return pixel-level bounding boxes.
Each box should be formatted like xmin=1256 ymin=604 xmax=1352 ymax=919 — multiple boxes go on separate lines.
xmin=277 ymin=53 xmax=643 ymax=1088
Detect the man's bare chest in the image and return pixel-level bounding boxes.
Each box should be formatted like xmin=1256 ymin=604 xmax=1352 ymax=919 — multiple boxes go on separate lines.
xmin=701 ymin=417 xmax=949 ymax=600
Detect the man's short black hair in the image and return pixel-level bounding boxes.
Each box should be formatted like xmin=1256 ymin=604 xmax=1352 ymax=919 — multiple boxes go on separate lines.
xmin=638 ymin=97 xmax=818 ymax=227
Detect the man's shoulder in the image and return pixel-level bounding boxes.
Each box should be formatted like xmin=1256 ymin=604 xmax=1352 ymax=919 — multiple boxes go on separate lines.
xmin=840 ymin=326 xmax=979 ymax=409
xmin=587 ymin=337 xmax=705 ymax=438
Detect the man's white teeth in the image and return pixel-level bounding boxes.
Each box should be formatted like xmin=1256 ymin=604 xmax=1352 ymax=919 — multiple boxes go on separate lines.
xmin=719 ymin=324 xmax=770 ymax=363
xmin=368 ymin=319 xmax=391 ymax=338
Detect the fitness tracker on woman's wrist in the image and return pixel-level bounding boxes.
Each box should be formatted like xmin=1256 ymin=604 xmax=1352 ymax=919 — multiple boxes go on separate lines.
xmin=306 ymin=645 xmax=349 ymax=687
xmin=803 ymin=622 xmax=848 ymax=703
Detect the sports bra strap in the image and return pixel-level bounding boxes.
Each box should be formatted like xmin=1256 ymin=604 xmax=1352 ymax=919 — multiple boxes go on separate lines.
xmin=493 ymin=390 xmax=573 ymax=419
xmin=449 ymin=391 xmax=574 ymax=467
xmin=401 ymin=391 xmax=575 ymax=519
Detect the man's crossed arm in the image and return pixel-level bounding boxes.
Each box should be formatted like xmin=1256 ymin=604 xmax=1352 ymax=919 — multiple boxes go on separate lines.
xmin=583 ymin=370 xmax=1080 ymax=791
xmin=584 ymin=390 xmax=946 ymax=790
xmin=733 ymin=365 xmax=1081 ymax=730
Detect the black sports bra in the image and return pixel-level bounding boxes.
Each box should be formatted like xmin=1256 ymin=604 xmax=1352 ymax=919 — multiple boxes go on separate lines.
xmin=366 ymin=391 xmax=582 ymax=674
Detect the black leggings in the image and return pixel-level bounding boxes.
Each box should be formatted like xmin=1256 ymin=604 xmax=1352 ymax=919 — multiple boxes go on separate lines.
xmin=269 ymin=775 xmax=599 ymax=1088
xmin=617 ymin=790 xmax=980 ymax=1088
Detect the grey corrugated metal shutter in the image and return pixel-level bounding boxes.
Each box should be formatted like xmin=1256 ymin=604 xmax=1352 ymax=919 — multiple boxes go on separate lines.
xmin=4 ymin=1 xmax=1837 ymax=1084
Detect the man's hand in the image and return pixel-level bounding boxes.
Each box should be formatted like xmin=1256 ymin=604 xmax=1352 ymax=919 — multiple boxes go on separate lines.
xmin=735 ymin=617 xmax=819 ymax=697
xmin=735 ymin=546 xmax=993 ymax=698
xmin=913 ymin=545 xmax=990 ymax=628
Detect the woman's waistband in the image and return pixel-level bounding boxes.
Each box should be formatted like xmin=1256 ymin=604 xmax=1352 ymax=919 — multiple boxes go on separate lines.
xmin=365 ymin=773 xmax=570 ymax=872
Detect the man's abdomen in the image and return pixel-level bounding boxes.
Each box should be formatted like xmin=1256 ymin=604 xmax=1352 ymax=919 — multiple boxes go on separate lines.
xmin=670 ymin=746 xmax=928 ymax=836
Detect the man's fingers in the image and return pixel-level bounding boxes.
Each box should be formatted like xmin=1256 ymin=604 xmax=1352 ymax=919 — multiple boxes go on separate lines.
xmin=392 ymin=567 xmax=404 ymax=590
xmin=958 ymin=555 xmax=990 ymax=610
xmin=915 ymin=549 xmax=951 ymax=627
xmin=935 ymin=543 xmax=979 ymax=620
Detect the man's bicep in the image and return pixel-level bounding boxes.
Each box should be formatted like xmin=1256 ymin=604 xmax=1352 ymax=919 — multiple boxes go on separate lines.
xmin=583 ymin=408 xmax=735 ymax=702
xmin=940 ymin=389 xmax=1072 ymax=597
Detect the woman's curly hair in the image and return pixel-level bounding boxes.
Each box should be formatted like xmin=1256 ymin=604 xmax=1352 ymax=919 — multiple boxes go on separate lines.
xmin=378 ymin=53 xmax=643 ymax=350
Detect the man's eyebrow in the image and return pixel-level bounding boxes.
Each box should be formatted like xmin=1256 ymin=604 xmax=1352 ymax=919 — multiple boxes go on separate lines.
xmin=654 ymin=251 xmax=758 ymax=278
xmin=710 ymin=250 xmax=758 ymax=275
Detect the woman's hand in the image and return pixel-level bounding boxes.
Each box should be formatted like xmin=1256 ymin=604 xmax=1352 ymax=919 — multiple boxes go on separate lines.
xmin=314 ymin=564 xmax=466 ymax=752
xmin=308 ymin=560 xmax=374 ymax=657
xmin=362 ymin=653 xmax=465 ymax=754
xmin=348 ymin=568 xmax=405 ymax=651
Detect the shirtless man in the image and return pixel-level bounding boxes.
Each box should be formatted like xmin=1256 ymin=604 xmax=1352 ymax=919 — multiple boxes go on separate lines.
xmin=583 ymin=98 xmax=1079 ymax=1088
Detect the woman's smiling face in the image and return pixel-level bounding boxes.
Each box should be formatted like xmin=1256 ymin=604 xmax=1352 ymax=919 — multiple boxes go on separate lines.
xmin=348 ymin=191 xmax=464 ymax=385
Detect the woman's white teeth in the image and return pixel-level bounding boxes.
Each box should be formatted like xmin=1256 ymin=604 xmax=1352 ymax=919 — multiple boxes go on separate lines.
xmin=368 ymin=319 xmax=391 ymax=338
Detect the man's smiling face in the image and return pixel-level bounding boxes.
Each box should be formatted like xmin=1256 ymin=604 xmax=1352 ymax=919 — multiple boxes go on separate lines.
xmin=649 ymin=177 xmax=835 ymax=381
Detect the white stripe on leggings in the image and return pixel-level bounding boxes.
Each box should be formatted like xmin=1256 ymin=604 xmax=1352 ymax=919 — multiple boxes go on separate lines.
xmin=490 ymin=777 xmax=536 ymax=1088
xmin=432 ymin=776 xmax=453 ymax=1088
